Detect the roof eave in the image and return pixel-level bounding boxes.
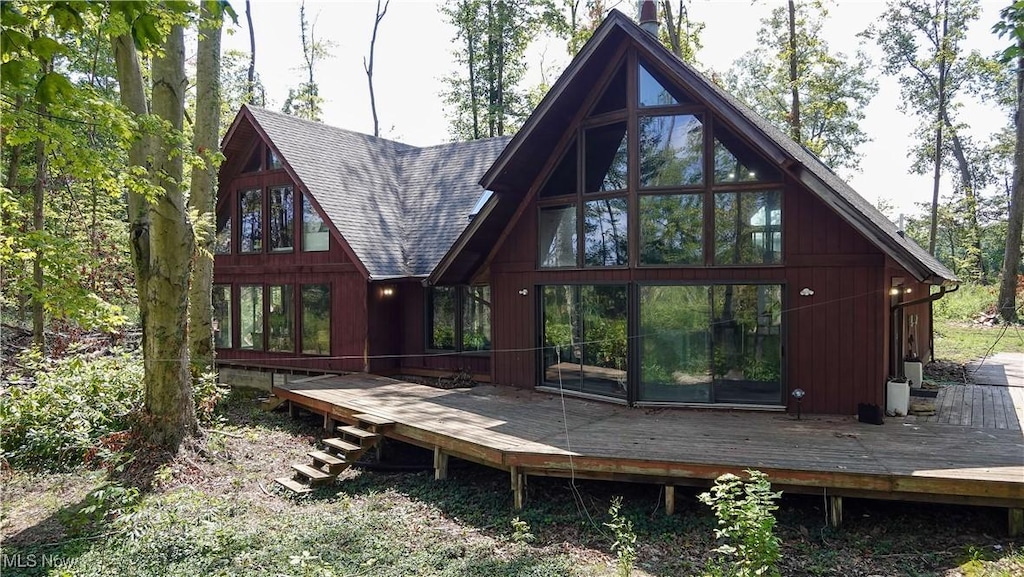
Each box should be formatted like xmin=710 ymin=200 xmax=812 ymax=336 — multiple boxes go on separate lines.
xmin=427 ymin=194 xmax=499 ymax=286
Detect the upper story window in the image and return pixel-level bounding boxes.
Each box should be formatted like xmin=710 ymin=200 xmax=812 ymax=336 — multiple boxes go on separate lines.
xmin=536 ymin=54 xmax=784 ymax=270
xmin=301 ymin=193 xmax=329 ymax=251
xmin=268 ymin=185 xmax=294 ymax=252
xmin=239 ymin=188 xmax=262 ymax=253
xmin=242 ymin=143 xmax=284 ymax=174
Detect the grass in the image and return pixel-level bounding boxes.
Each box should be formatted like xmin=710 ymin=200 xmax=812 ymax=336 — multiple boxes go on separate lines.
xmin=933 ymin=321 xmax=1024 ymax=364
xmin=3 ymin=389 xmax=1023 ymax=577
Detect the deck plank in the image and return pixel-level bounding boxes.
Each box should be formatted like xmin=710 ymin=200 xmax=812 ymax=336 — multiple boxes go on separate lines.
xmin=993 ymin=387 xmax=1009 ymax=430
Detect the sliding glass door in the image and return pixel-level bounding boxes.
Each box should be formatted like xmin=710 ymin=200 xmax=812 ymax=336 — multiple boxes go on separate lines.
xmin=540 ymin=283 xmax=782 ymax=406
xmin=541 ymin=285 xmax=628 ymax=399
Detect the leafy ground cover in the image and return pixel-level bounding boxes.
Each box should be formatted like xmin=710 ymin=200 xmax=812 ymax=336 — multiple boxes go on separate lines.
xmin=2 ymin=388 xmax=1022 ymax=577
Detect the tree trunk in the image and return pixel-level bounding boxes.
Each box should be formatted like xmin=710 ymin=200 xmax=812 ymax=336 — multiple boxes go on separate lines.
xmin=943 ymin=121 xmax=985 ymax=282
xmin=246 ymin=0 xmax=256 ymax=104
xmin=788 ymin=0 xmax=800 ymax=143
xmin=928 ymin=0 xmax=948 ymax=256
xmin=32 ymin=79 xmax=46 ymax=350
xmin=998 ymin=43 xmax=1024 ymax=322
xmin=146 ymin=24 xmax=197 ymax=447
xmin=365 ymin=0 xmax=388 ymax=137
xmin=188 ymin=3 xmax=223 ymax=373
xmin=112 ymin=27 xmax=197 ymax=449
xmin=467 ymin=1 xmax=479 ymax=140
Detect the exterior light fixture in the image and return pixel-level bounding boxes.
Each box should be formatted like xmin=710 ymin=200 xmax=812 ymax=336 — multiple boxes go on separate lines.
xmin=792 ymin=388 xmax=806 ymax=420
xmin=905 ymin=287 xmax=912 ymax=294
xmin=799 ymin=288 xmax=814 ymax=296
xmin=381 ymin=286 xmax=395 ymax=297
xmin=889 ymin=288 xmax=901 ymax=296
xmin=518 ymin=288 xmax=529 ymax=296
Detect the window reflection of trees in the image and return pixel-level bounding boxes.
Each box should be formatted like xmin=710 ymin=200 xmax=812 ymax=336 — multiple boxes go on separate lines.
xmin=639 ymin=114 xmax=703 ymax=188
xmin=584 ymin=198 xmax=628 ymax=266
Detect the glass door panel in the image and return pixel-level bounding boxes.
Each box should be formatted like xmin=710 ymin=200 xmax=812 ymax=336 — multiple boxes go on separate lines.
xmin=711 ymin=285 xmax=782 ymax=404
xmin=542 ymin=286 xmax=583 ymax=390
xmin=580 ymin=285 xmax=628 ymax=398
xmin=639 ymin=285 xmax=711 ymax=403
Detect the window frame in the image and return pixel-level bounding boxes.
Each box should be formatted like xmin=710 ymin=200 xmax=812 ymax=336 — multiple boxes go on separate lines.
xmin=424 ymin=285 xmax=492 ymax=354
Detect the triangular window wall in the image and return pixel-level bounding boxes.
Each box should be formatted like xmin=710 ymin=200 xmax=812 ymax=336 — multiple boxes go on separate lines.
xmin=713 ymin=123 xmax=780 ymax=184
xmin=638 ymin=61 xmax=696 ymax=107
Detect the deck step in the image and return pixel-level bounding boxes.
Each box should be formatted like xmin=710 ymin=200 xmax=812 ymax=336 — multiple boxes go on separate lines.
xmin=336 ymin=425 xmax=380 ymax=446
xmin=260 ymin=395 xmax=287 ymax=412
xmin=322 ymin=437 xmax=363 ymax=455
xmin=308 ymin=450 xmax=349 ymax=475
xmin=291 ymin=463 xmax=335 ymax=485
xmin=274 ymin=476 xmax=312 ymax=494
xmin=353 ymin=413 xmax=395 ymax=430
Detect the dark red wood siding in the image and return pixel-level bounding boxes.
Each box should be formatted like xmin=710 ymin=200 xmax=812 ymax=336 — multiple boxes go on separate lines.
xmin=214 ymin=145 xmax=368 ymax=374
xmin=486 ymin=175 xmax=909 ymax=415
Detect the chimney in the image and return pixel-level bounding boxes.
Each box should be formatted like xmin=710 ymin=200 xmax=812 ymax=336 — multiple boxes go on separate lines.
xmin=639 ymin=0 xmax=658 ymax=36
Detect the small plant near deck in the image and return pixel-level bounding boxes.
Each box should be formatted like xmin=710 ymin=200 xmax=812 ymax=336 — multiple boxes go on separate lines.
xmin=699 ymin=470 xmax=782 ymax=577
xmin=605 ymin=496 xmax=638 ymax=577
xmin=510 ymin=516 xmax=535 ymax=544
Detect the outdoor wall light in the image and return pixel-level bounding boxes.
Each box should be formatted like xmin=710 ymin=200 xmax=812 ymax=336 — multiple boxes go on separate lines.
xmin=905 ymin=287 xmax=913 ymax=294
xmin=381 ymin=286 xmax=395 ymax=297
xmin=799 ymin=288 xmax=814 ymax=296
xmin=518 ymin=288 xmax=529 ymax=296
xmin=792 ymin=388 xmax=806 ymax=420
xmin=889 ymin=287 xmax=901 ymax=296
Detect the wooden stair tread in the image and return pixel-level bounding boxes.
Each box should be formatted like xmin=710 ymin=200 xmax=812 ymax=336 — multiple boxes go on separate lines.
xmin=274 ymin=477 xmax=312 ymax=494
xmin=308 ymin=450 xmax=345 ymax=466
xmin=336 ymin=425 xmax=380 ymax=442
xmin=322 ymin=437 xmax=362 ymax=454
xmin=291 ymin=463 xmax=334 ymax=483
xmin=353 ymin=413 xmax=396 ymax=427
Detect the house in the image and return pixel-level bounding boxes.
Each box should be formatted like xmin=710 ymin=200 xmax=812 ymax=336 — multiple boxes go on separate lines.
xmin=213 ymin=7 xmax=957 ymax=417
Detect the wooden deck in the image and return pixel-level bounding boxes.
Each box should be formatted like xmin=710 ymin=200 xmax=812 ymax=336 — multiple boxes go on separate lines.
xmin=274 ymin=374 xmax=1024 ymax=523
xmin=906 ymin=384 xmax=1024 ymax=430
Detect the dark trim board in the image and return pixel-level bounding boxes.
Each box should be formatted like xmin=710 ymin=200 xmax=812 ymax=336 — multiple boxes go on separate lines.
xmin=274 ymin=374 xmax=1024 ymax=523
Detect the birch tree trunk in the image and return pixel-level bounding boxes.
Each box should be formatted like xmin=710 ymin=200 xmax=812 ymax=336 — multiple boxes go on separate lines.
xmin=188 ymin=2 xmax=223 ymax=371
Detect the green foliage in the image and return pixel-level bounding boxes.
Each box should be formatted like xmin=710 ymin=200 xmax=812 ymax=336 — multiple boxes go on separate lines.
xmin=933 ymin=283 xmax=999 ymax=322
xmin=0 ymin=352 xmax=229 ymax=471
xmin=0 ymin=351 xmax=143 ymax=470
xmin=698 ymin=470 xmax=782 ymax=577
xmin=992 ymin=1 xmax=1024 ymax=63
xmin=62 ymin=482 xmax=141 ymax=535
xmin=510 ymin=516 xmax=535 ymax=544
xmin=725 ymin=1 xmax=877 ymax=174
xmin=604 ymin=496 xmax=638 ymax=577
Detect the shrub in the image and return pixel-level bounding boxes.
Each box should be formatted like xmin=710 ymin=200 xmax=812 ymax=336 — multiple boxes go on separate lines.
xmin=2 ymin=351 xmax=229 ymax=471
xmin=605 ymin=496 xmax=638 ymax=577
xmin=1 ymin=351 xmax=143 ymax=470
xmin=933 ymin=283 xmax=997 ymax=323
xmin=699 ymin=470 xmax=782 ymax=577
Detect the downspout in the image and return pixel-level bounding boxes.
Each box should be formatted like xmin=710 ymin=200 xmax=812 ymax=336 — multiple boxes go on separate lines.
xmin=890 ymin=284 xmax=958 ymax=372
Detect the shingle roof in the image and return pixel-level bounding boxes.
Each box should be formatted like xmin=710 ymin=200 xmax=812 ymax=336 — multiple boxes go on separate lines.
xmin=244 ymin=106 xmax=510 ymax=279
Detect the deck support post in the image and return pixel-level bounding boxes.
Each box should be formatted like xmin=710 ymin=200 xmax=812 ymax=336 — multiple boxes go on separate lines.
xmin=511 ymin=466 xmax=524 ymax=510
xmin=323 ymin=414 xmax=332 ymax=431
xmin=288 ymin=401 xmax=297 ymax=419
xmin=827 ymin=495 xmax=843 ymax=528
xmin=665 ymin=485 xmax=676 ymax=516
xmin=1010 ymin=508 xmax=1023 ymax=537
xmin=434 ymin=447 xmax=448 ymax=480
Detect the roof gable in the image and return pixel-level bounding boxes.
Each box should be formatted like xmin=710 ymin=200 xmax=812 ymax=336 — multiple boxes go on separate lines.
xmin=465 ymin=10 xmax=955 ymax=284
xmin=222 ymin=106 xmax=510 ymax=279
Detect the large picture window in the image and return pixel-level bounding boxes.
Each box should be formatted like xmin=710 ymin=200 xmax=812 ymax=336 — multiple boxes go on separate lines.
xmin=426 ymin=286 xmax=491 ymax=352
xmin=714 ymin=190 xmax=782 ymax=265
xmin=584 ymin=198 xmax=628 ymax=267
xmin=212 ymin=285 xmax=232 ymax=348
xmin=239 ymin=285 xmax=264 ymax=350
xmin=638 ymin=114 xmax=703 ymax=188
xmin=268 ymin=285 xmax=295 ymax=352
xmin=301 ymin=284 xmax=331 ymax=355
xmin=639 ymin=194 xmax=703 ymax=265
